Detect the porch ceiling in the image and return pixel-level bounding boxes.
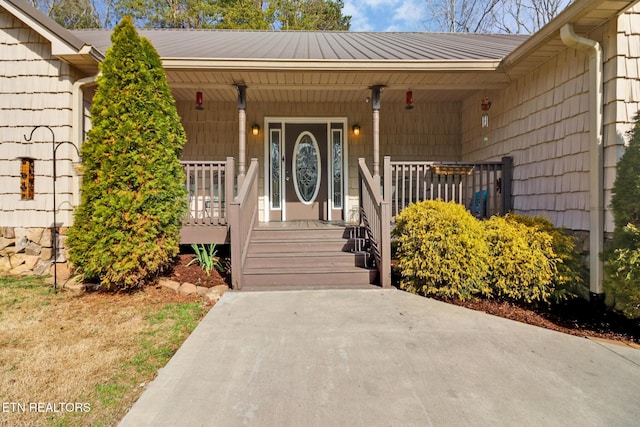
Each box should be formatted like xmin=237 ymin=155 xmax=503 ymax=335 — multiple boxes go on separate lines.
xmin=166 ymin=69 xmax=506 ymax=103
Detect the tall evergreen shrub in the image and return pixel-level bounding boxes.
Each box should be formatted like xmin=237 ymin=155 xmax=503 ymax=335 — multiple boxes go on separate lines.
xmin=67 ymin=18 xmax=187 ymax=290
xmin=605 ymin=113 xmax=640 ymax=318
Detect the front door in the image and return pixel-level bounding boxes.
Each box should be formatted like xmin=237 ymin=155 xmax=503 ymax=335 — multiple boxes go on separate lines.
xmin=285 ymin=123 xmax=327 ymax=220
xmin=267 ymin=119 xmax=346 ymax=221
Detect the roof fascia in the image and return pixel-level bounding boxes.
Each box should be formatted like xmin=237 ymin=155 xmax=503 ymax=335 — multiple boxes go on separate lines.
xmin=161 ymin=58 xmax=502 ymax=72
xmin=502 ymin=0 xmax=633 ymax=69
xmin=1 ymin=0 xmax=103 ymax=62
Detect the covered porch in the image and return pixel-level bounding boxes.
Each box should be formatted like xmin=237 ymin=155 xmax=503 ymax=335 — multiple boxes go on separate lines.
xmin=157 ymin=32 xmax=523 ymax=289
xmin=179 ymin=155 xmax=512 ymax=289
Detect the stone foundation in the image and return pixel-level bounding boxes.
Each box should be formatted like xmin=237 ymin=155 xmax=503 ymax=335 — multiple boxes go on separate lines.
xmin=0 ymin=227 xmax=68 ymax=277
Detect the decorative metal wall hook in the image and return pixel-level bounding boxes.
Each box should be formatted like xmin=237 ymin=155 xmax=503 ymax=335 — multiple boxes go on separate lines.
xmin=24 ymin=126 xmax=81 ymax=293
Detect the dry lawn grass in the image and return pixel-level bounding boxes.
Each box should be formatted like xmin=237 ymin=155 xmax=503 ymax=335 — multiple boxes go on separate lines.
xmin=0 ymin=277 xmax=209 ymax=427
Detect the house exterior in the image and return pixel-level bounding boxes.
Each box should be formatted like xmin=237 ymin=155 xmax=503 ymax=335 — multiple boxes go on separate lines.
xmin=1 ymin=0 xmax=640 ymax=297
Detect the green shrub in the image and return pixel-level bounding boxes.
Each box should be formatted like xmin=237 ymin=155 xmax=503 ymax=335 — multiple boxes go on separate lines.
xmin=505 ymin=214 xmax=585 ymax=301
xmin=485 ymin=216 xmax=558 ymax=304
xmin=606 ymin=224 xmax=640 ymax=318
xmin=67 ymin=18 xmax=187 ymax=290
xmin=605 ymin=113 xmax=640 ymax=318
xmin=393 ymin=200 xmax=490 ymax=300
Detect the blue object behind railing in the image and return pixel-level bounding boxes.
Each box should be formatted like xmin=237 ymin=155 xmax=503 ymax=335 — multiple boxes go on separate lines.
xmin=469 ymin=189 xmax=487 ymax=218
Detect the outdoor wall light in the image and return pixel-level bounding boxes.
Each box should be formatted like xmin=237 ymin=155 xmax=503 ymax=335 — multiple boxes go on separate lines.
xmin=352 ymin=124 xmax=361 ymax=136
xmin=196 ymin=91 xmax=204 ymax=110
xmin=251 ymin=124 xmax=260 ymax=136
xmin=405 ymin=90 xmax=414 ymax=110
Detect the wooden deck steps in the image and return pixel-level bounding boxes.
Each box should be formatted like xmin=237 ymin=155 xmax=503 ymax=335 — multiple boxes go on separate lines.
xmin=241 ymin=223 xmax=378 ymax=289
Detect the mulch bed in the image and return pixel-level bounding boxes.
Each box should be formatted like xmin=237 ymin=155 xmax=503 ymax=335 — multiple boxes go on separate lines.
xmin=391 ymin=262 xmax=639 ymax=346
xmin=165 ymin=253 xmax=229 ymax=288
xmin=441 ymin=297 xmax=640 ymax=346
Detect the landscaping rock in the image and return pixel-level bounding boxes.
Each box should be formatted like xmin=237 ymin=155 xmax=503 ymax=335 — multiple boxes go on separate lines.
xmin=50 ymin=262 xmax=72 ymax=282
xmin=39 ymin=228 xmax=53 ymax=248
xmin=3 ymin=227 xmax=15 ymax=239
xmin=196 ymin=286 xmax=210 ymax=296
xmin=179 ymin=282 xmax=197 ymax=296
xmin=23 ymin=255 xmax=40 ymax=270
xmin=63 ymin=277 xmax=86 ymax=294
xmin=25 ymin=241 xmax=42 ymax=256
xmin=55 ymin=236 xmax=67 ymax=261
xmin=9 ymin=254 xmax=27 ymax=268
xmin=26 ymin=228 xmax=44 ymax=244
xmin=159 ymin=278 xmax=180 ymax=294
xmin=9 ymin=264 xmax=31 ymax=276
xmin=14 ymin=237 xmax=28 ymax=253
xmin=40 ymin=247 xmax=53 ymax=261
xmin=210 ymin=284 xmax=229 ymax=296
xmin=1 ymin=246 xmax=16 ymax=256
xmin=204 ymin=291 xmax=221 ymax=306
xmin=33 ymin=260 xmax=51 ymax=276
xmin=0 ymin=257 xmax=11 ymax=273
xmin=0 ymin=237 xmax=12 ymax=251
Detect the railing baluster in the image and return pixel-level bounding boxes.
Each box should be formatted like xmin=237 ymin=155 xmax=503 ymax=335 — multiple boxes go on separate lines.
xmin=181 ymin=160 xmax=230 ymax=227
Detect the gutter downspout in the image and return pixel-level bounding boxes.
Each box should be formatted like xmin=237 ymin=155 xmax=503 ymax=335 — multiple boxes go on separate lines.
xmin=71 ymin=74 xmax=98 ymax=209
xmin=560 ymin=24 xmax=604 ymax=300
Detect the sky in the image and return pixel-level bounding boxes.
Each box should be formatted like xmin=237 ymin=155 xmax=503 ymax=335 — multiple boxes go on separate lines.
xmin=343 ymin=0 xmax=428 ymax=32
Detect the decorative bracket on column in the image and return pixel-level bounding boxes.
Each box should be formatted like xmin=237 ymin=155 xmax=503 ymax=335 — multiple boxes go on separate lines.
xmin=236 ymin=84 xmax=247 ymax=110
xmin=370 ymin=85 xmax=384 ymax=110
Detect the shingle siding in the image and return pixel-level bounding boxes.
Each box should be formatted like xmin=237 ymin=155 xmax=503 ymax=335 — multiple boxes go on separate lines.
xmin=461 ymin=45 xmax=591 ymax=231
xmin=0 ymin=7 xmax=76 ymax=228
xmin=602 ymin=4 xmax=640 ymax=233
xmin=462 ymin=4 xmax=640 ymax=234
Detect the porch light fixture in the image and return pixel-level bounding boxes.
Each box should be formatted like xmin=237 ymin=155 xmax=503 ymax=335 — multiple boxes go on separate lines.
xmin=251 ymin=124 xmax=260 ymax=136
xmin=405 ymin=90 xmax=414 ymax=110
xmin=352 ymin=124 xmax=361 ymax=136
xmin=195 ymin=91 xmax=204 ymax=110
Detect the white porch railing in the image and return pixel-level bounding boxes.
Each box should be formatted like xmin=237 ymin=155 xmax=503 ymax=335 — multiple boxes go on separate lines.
xmin=358 ymin=158 xmax=392 ymax=288
xmin=229 ymin=158 xmax=259 ymax=290
xmin=181 ymin=158 xmax=235 ymax=226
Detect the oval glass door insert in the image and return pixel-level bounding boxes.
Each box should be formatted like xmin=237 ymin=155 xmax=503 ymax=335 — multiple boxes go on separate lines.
xmin=293 ymin=132 xmax=321 ymax=204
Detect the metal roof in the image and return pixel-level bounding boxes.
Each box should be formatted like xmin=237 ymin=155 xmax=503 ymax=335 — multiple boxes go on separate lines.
xmin=72 ymin=29 xmax=528 ymax=62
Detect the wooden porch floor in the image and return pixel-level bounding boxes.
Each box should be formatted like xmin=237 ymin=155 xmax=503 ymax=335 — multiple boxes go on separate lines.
xmin=180 ymin=221 xmax=359 ymax=245
xmin=256 ymin=220 xmax=357 ymax=229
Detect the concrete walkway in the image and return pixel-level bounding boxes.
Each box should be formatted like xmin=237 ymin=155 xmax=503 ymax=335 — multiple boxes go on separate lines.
xmin=119 ymin=289 xmax=640 ymax=427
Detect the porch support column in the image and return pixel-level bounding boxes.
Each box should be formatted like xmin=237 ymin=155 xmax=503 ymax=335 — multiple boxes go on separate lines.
xmin=371 ymin=85 xmax=383 ymax=186
xmin=237 ymin=84 xmax=247 ymax=187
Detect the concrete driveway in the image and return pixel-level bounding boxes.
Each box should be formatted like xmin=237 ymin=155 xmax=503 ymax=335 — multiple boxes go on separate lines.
xmin=119 ymin=289 xmax=640 ymax=427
